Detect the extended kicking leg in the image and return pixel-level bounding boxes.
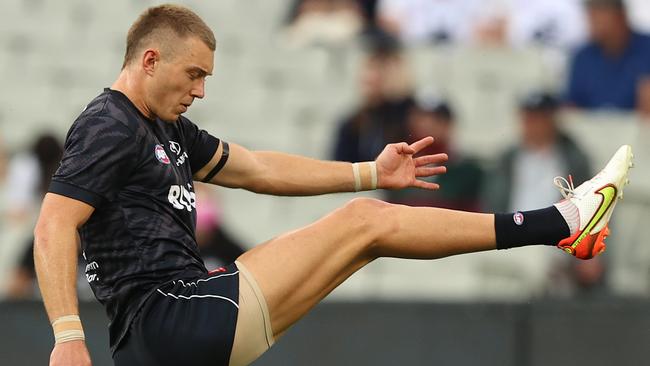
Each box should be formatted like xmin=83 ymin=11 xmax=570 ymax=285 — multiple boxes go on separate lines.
xmin=232 ymin=145 xmax=633 ymax=365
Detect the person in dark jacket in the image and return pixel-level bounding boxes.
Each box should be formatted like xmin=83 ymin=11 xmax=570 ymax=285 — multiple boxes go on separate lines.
xmin=333 ymin=37 xmax=412 ymax=163
xmin=483 ymin=92 xmax=592 ymax=213
xmin=483 ymin=92 xmax=605 ymax=298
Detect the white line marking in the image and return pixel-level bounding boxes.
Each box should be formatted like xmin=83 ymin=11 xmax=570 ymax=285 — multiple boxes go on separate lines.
xmin=173 ymin=271 xmax=239 ymax=288
xmin=156 ymin=289 xmax=239 ymax=309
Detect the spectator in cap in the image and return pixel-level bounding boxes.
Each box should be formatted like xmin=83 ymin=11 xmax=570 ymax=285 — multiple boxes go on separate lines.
xmin=565 ymin=0 xmax=650 ymax=110
xmin=386 ymin=97 xmax=484 ymax=212
xmin=483 ymin=92 xmax=606 ymax=298
xmin=483 ymin=91 xmax=591 ymax=214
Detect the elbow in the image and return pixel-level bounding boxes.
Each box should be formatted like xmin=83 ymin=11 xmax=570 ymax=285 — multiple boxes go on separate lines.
xmin=242 ymin=167 xmax=277 ymax=194
xmin=247 ymin=179 xmax=272 ymax=195
xmin=246 ymin=176 xmax=285 ymax=195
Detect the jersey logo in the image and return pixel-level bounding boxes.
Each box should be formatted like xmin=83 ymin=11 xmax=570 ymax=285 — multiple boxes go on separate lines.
xmin=169 ymin=140 xmax=189 ymax=167
xmin=169 ymin=140 xmax=182 ymax=155
xmin=168 ymin=184 xmax=196 ymax=211
xmin=154 ymin=144 xmax=171 ymax=165
xmin=570 ymin=184 xmax=617 ymax=249
xmin=82 ymin=252 xmax=101 ymax=283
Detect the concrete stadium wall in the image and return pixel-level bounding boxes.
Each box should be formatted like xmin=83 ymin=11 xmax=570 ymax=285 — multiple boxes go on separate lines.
xmin=2 ymin=299 xmax=649 ymax=366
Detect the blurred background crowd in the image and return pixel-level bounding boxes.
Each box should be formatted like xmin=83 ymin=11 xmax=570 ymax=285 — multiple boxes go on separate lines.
xmin=1 ymin=0 xmax=650 ymax=305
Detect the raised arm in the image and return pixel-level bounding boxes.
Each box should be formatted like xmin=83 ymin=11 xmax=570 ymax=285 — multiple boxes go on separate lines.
xmin=34 ymin=193 xmax=95 ymax=366
xmin=194 ymin=136 xmax=448 ymax=196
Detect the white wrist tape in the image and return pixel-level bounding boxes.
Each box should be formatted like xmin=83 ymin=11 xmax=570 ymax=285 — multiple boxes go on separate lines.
xmin=55 ymin=330 xmax=85 ymax=344
xmin=52 ymin=315 xmax=85 ymax=344
xmin=352 ymin=163 xmax=362 ymax=192
xmin=352 ymin=162 xmax=378 ymax=191
xmin=51 ymin=315 xmax=81 ymax=327
xmin=369 ymin=162 xmax=378 ymax=190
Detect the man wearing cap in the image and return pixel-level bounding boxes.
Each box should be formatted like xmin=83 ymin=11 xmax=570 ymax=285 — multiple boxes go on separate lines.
xmin=566 ymin=0 xmax=650 ymax=110
xmin=483 ymin=92 xmax=606 ymax=297
xmin=483 ymin=91 xmax=591 ymax=215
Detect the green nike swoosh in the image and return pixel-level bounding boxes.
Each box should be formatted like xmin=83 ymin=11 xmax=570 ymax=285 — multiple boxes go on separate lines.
xmin=572 ymin=185 xmax=617 ymax=248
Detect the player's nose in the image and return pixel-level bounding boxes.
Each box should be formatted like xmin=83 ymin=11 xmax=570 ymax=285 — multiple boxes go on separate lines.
xmin=191 ymin=79 xmax=205 ymax=99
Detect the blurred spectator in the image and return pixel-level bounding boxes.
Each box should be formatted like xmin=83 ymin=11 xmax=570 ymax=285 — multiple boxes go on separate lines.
xmin=482 ymin=92 xmax=603 ymax=297
xmin=472 ymin=0 xmax=510 ymax=46
xmin=333 ymin=37 xmax=413 ymax=162
xmin=508 ymin=0 xmax=587 ymax=50
xmin=3 ymin=133 xmax=62 ymax=223
xmin=285 ymin=0 xmax=366 ymax=47
xmin=356 ymin=0 xmax=381 ymax=30
xmin=565 ymin=0 xmax=650 ymax=110
xmin=483 ymin=92 xmax=591 ymax=213
xmin=386 ymin=97 xmax=484 ymax=211
xmin=636 ymin=76 xmax=650 ymax=121
xmin=377 ymin=0 xmax=480 ymax=46
xmin=5 ymin=133 xmax=64 ymax=299
xmin=194 ymin=183 xmax=246 ymax=270
xmin=625 ymin=0 xmax=650 ymax=34
xmin=7 ymin=241 xmax=90 ymax=300
xmin=377 ymin=0 xmax=586 ymax=49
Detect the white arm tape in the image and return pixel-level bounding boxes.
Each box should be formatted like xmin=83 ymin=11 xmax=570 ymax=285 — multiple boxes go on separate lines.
xmin=55 ymin=329 xmax=85 ymax=344
xmin=369 ymin=162 xmax=378 ymax=190
xmin=52 ymin=315 xmax=85 ymax=344
xmin=51 ymin=315 xmax=81 ymax=326
xmin=352 ymin=163 xmax=362 ymax=192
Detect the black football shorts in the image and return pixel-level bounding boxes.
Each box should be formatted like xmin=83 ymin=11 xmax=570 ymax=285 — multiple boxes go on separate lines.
xmin=113 ymin=263 xmax=240 ymax=366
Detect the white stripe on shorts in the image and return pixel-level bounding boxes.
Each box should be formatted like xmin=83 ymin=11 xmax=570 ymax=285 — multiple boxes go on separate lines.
xmin=172 ymin=271 xmax=239 ymax=288
xmin=156 ymin=288 xmax=239 ymax=309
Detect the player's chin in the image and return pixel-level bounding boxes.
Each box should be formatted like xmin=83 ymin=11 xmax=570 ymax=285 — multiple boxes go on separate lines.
xmin=160 ymin=111 xmax=183 ymax=123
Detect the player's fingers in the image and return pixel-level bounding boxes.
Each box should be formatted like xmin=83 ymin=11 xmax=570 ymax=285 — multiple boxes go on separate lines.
xmin=413 ymin=180 xmax=440 ymax=190
xmin=415 ymin=166 xmax=447 ymax=177
xmin=414 ymin=153 xmax=449 ymax=166
xmin=393 ymin=142 xmax=415 ymax=155
xmin=409 ymin=136 xmax=435 ymax=153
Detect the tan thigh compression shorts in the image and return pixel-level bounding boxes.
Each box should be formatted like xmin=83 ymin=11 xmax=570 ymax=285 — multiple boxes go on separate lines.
xmin=229 ymin=261 xmax=275 ymax=366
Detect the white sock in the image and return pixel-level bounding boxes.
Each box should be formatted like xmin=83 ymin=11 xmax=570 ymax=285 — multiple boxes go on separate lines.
xmin=554 ymin=200 xmax=580 ymax=236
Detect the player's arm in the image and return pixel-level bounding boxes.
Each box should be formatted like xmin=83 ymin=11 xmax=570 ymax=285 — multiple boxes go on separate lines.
xmin=34 ymin=193 xmax=94 ymax=366
xmin=194 ymin=137 xmax=448 ymax=196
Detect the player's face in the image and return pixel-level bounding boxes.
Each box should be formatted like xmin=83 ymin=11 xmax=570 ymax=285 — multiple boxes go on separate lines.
xmin=148 ymin=36 xmax=214 ymax=122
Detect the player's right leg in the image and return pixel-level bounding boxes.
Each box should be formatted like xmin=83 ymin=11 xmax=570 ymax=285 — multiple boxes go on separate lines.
xmin=229 ymin=145 xmax=633 ymax=366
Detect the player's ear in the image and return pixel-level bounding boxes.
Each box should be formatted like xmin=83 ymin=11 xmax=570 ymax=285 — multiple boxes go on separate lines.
xmin=142 ymin=49 xmax=160 ymax=76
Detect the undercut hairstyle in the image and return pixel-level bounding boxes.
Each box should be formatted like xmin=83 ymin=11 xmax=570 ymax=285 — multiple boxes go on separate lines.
xmin=122 ymin=4 xmax=216 ymax=69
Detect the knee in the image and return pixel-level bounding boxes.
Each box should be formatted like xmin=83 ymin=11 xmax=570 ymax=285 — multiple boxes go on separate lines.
xmin=343 ymin=197 xmax=390 ymax=213
xmin=338 ymin=198 xmax=398 ymax=238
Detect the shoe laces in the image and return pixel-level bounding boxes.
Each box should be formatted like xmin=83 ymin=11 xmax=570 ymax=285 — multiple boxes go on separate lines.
xmin=553 ymin=174 xmax=575 ymax=199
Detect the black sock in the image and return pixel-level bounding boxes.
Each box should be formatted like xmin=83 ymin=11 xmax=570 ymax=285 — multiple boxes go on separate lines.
xmin=495 ymin=206 xmax=570 ymax=250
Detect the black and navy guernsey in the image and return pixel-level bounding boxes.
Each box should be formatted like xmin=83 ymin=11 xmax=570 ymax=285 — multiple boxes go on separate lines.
xmin=49 ymin=88 xmax=236 ymax=353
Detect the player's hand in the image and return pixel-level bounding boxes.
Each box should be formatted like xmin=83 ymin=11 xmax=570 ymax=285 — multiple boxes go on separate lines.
xmin=50 ymin=340 xmax=92 ymax=366
xmin=375 ymin=136 xmax=448 ymax=190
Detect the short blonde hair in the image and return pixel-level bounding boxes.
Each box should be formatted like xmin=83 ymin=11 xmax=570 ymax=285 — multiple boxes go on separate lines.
xmin=122 ymin=4 xmax=216 ymax=69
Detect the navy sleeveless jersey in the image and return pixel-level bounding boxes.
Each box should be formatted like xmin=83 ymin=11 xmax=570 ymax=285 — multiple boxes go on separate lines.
xmin=49 ymin=88 xmax=226 ymax=352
